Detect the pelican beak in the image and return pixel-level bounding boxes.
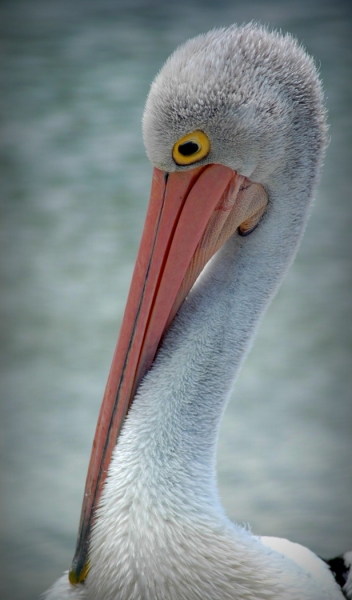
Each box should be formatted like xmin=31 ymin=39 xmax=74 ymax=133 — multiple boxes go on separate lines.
xmin=69 ymin=163 xmax=268 ymax=584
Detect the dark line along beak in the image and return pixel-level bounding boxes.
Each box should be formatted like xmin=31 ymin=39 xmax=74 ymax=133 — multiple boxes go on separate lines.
xmin=69 ymin=163 xmax=267 ymax=584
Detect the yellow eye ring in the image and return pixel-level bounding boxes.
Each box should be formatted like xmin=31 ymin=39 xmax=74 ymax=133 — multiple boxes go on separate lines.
xmin=172 ymin=130 xmax=210 ymax=166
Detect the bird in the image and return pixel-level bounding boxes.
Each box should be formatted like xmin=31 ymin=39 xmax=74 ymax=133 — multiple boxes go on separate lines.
xmin=43 ymin=24 xmax=351 ymax=600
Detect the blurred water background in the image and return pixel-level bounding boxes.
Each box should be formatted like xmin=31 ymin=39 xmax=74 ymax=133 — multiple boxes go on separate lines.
xmin=1 ymin=0 xmax=351 ymax=598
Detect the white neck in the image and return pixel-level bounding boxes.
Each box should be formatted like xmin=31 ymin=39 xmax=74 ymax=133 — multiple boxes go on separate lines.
xmin=126 ymin=208 xmax=300 ymax=498
xmin=87 ymin=192 xmax=310 ymax=599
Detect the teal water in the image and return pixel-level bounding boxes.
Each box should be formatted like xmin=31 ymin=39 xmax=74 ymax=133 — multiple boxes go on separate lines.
xmin=1 ymin=1 xmax=351 ymax=598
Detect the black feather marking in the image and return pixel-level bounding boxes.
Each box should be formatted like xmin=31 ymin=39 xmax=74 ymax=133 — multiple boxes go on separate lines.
xmin=325 ymin=555 xmax=350 ymax=597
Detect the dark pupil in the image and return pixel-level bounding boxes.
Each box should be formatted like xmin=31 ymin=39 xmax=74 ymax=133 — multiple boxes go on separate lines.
xmin=178 ymin=141 xmax=199 ymax=156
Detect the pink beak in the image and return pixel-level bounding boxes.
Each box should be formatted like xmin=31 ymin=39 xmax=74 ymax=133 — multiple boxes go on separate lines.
xmin=68 ymin=162 xmax=268 ymax=584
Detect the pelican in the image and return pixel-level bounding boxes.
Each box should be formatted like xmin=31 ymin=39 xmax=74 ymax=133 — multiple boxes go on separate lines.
xmin=43 ymin=24 xmax=352 ymax=600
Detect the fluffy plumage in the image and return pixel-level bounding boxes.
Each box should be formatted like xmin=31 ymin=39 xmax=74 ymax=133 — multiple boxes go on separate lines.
xmin=44 ymin=24 xmax=349 ymax=600
xmin=143 ymin=24 xmax=326 ymax=182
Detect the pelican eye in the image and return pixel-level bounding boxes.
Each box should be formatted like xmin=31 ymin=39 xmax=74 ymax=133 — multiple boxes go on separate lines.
xmin=172 ymin=131 xmax=210 ymax=166
xmin=179 ymin=141 xmax=200 ymax=156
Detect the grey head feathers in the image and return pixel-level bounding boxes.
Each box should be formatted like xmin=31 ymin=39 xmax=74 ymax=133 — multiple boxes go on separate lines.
xmin=143 ymin=24 xmax=327 ymax=193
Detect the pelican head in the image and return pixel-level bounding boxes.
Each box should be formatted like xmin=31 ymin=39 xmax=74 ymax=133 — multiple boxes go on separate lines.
xmin=143 ymin=25 xmax=326 ymax=185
